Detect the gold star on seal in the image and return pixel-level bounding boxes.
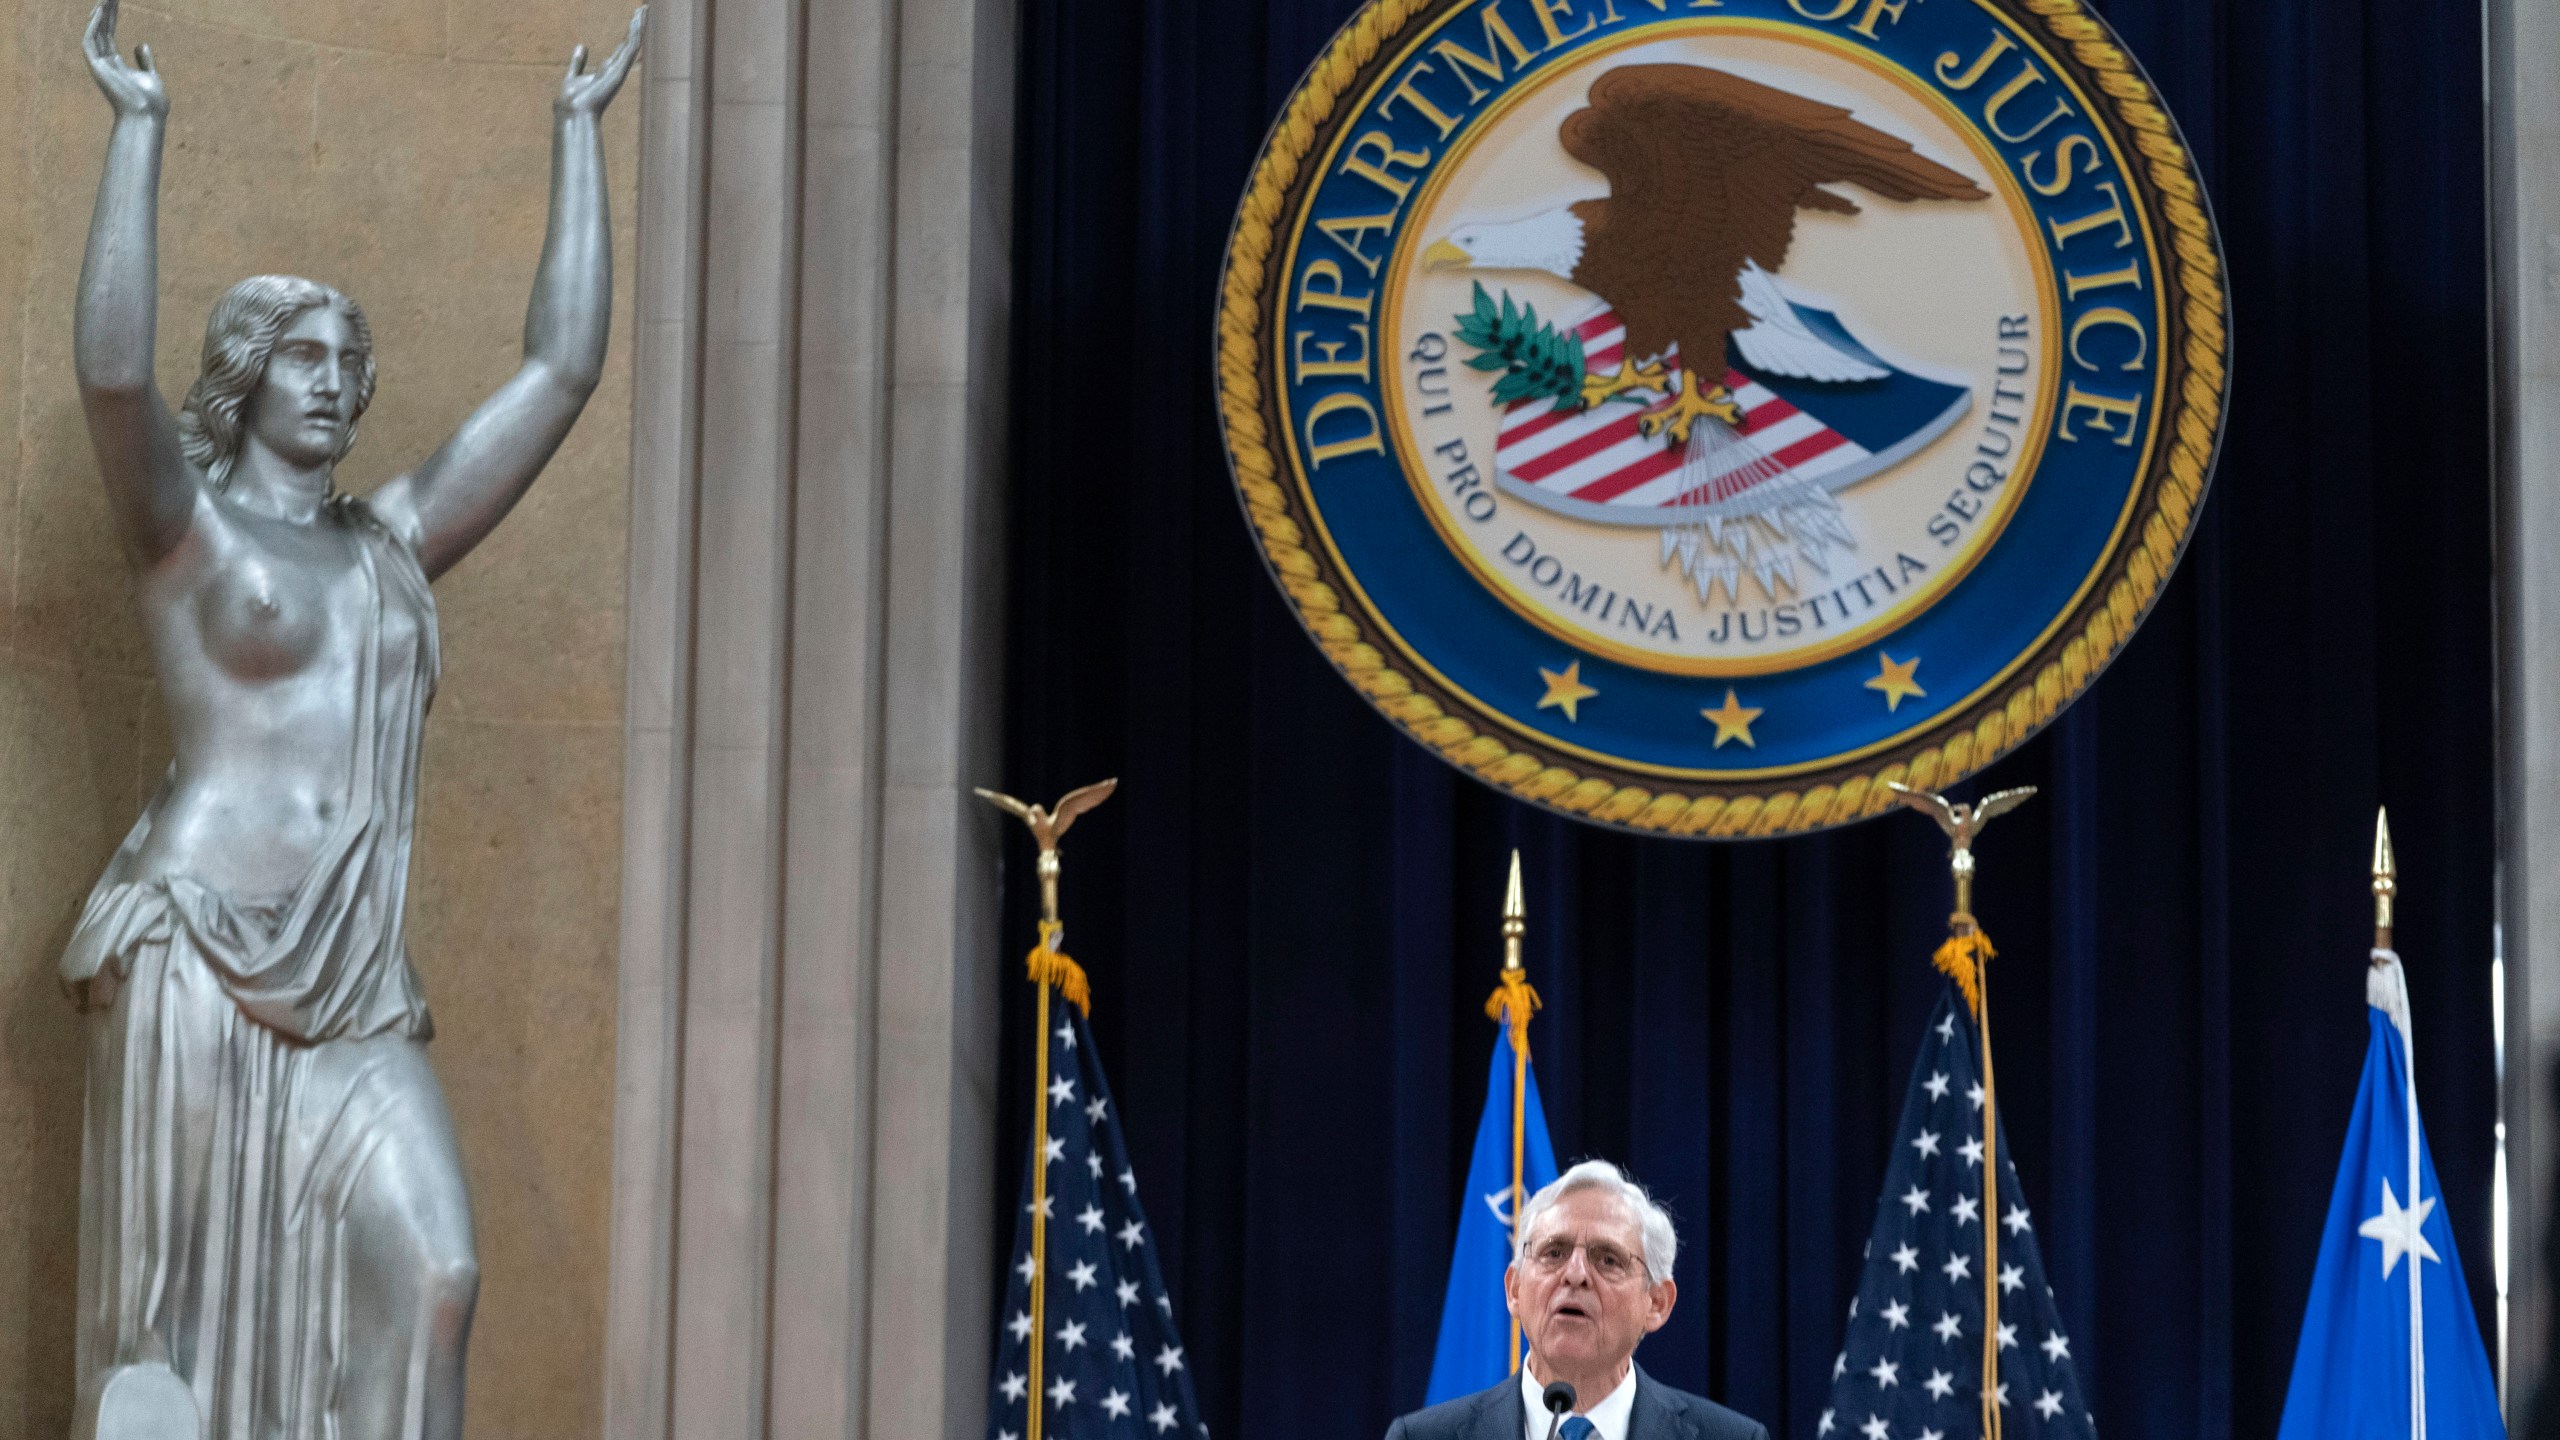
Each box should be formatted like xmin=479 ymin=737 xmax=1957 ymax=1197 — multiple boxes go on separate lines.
xmin=1537 ymin=660 xmax=1599 ymax=722
xmin=1865 ymin=652 xmax=1926 ymax=712
xmin=1702 ymin=689 xmax=1762 ymax=748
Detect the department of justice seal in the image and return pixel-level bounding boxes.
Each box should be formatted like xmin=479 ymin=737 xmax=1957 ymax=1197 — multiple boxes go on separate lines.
xmin=1218 ymin=0 xmax=2227 ymax=836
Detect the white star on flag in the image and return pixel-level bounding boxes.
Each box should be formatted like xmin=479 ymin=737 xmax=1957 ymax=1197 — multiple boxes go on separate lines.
xmin=1067 ymin=1260 xmax=1098 ymax=1292
xmin=1118 ymin=1218 xmax=1146 ymax=1249
xmin=1923 ymin=1369 xmax=1954 ymax=1400
xmin=1057 ymin=1022 xmax=1076 ymax=1050
xmin=1087 ymin=1096 xmax=1109 ymax=1124
xmin=1891 ymin=1244 xmax=1920 ymax=1274
xmin=1880 ymin=1300 xmax=1910 ymax=1331
xmin=1057 ymin=1319 xmax=1088 ymax=1351
xmin=1101 ymin=1388 xmax=1133 ymax=1419
xmin=2041 ymin=1331 xmax=2070 ymax=1362
xmin=1932 ymin=1312 xmax=1961 ymax=1342
xmin=1116 ymin=1279 xmax=1141 ymax=1308
xmin=1049 ymin=1074 xmax=1076 ymax=1107
xmin=1008 ymin=1309 xmax=1033 ymax=1341
xmin=1941 ymin=1253 xmax=1971 ymax=1282
xmin=1112 ymin=1331 xmax=1136 ymax=1361
xmin=2034 ymin=1390 xmax=2066 ymax=1419
xmin=1149 ymin=1402 xmax=1181 ymax=1433
xmin=1923 ymin=1071 xmax=1950 ymax=1101
xmin=1868 ymin=1358 xmax=1899 ymax=1388
xmin=1043 ymin=1136 xmax=1067 ymax=1166
xmin=2357 ymin=1178 xmax=2440 ymax=1278
xmin=1999 ymin=1263 xmax=2025 ymax=1294
xmin=2003 ymin=1204 xmax=2032 ymax=1235
xmin=999 ymin=1371 xmax=1027 ymax=1401
xmin=1950 ymin=1195 xmax=1979 ymax=1226
xmin=1912 ymin=1130 xmax=1942 ymax=1160
xmin=1959 ymin=1136 xmax=1984 ymax=1169
xmin=1901 ymin=1185 xmax=1932 ymax=1215
xmin=1154 ymin=1344 xmax=1184 ymax=1375
xmin=1046 ymin=1376 xmax=1077 ymax=1408
xmin=1077 ymin=1204 xmax=1106 ymax=1234
xmin=1860 ymin=1415 xmax=1891 ymax=1440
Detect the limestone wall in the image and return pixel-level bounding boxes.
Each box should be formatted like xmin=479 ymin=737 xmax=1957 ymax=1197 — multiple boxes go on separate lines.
xmin=0 ymin=2 xmax=636 ymax=1434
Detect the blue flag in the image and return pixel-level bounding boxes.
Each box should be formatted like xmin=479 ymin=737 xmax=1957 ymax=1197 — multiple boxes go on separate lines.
xmin=1823 ymin=985 xmax=2092 ymax=1439
xmin=988 ymin=994 xmax=1203 ymax=1440
xmin=2276 ymin=952 xmax=2503 ymax=1440
xmin=1424 ymin=1020 xmax=1560 ymax=1405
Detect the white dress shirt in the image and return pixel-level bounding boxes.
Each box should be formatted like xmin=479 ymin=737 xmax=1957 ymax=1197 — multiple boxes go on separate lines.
xmin=1518 ymin=1364 xmax=1638 ymax=1440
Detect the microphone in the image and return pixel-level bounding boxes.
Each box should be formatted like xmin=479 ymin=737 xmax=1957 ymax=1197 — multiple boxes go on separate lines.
xmin=1540 ymin=1382 xmax=1577 ymax=1440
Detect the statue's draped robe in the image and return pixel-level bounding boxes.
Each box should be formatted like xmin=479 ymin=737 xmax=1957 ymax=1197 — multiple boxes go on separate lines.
xmin=64 ymin=503 xmax=443 ymax=1437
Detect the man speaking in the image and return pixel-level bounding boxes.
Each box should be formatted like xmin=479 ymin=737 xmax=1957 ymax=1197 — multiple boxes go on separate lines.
xmin=1388 ymin=1162 xmax=1769 ymax=1440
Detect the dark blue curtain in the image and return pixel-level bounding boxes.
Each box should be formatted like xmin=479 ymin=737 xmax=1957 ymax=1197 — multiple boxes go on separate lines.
xmin=997 ymin=2 xmax=2494 ymax=1437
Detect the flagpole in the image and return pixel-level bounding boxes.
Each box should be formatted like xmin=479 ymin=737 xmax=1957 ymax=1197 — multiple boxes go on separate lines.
xmin=978 ymin=780 xmax=1118 ymax=1440
xmin=1892 ymin=783 xmax=2034 ymax=1440
xmin=1489 ymin=849 xmax=1541 ymax=1378
xmin=2375 ymin=809 xmax=2426 ymax=1440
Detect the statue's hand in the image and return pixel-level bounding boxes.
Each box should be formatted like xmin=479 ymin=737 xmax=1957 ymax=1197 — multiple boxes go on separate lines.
xmin=557 ymin=7 xmax=645 ymax=119
xmin=82 ymin=0 xmax=166 ymax=120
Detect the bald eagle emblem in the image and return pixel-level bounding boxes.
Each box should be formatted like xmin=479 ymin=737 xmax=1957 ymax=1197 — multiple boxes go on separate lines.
xmin=1429 ymin=64 xmax=1988 ymax=603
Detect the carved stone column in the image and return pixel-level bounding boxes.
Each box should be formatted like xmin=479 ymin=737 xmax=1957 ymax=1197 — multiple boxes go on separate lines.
xmin=605 ymin=0 xmax=1012 ymax=1434
xmin=2492 ymin=0 xmax=2558 ymax=1412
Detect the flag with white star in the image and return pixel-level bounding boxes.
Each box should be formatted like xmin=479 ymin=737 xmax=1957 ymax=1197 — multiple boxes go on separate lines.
xmin=1423 ymin=1010 xmax=1560 ymax=1403
xmin=988 ymin=995 xmax=1203 ymax=1440
xmin=2274 ymin=950 xmax=2502 ymax=1439
xmin=1820 ymin=986 xmax=2091 ymax=1440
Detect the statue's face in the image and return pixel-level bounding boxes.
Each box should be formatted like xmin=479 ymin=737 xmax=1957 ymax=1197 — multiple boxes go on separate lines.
xmin=243 ymin=305 xmax=364 ymax=471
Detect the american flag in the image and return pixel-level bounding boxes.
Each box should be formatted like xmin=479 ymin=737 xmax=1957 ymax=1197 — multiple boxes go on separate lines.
xmin=1821 ymin=988 xmax=2094 ymax=1440
xmin=987 ymin=997 xmax=1203 ymax=1440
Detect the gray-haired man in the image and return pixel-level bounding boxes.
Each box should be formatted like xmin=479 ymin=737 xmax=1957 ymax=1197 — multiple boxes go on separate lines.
xmin=1384 ymin=1162 xmax=1769 ymax=1440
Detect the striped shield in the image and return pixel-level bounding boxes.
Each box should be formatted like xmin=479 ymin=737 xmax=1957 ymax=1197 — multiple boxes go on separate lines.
xmin=1493 ymin=304 xmax=1972 ymax=603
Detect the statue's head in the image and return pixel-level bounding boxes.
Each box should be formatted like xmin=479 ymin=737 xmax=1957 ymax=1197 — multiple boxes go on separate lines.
xmin=177 ymin=275 xmax=378 ymax=489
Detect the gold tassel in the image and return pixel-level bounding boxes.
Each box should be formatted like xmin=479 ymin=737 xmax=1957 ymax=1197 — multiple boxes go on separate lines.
xmin=1485 ymin=970 xmax=1542 ymax=1060
xmin=1932 ymin=927 xmax=1995 ymax=1021
xmin=1028 ymin=920 xmax=1093 ymax=1017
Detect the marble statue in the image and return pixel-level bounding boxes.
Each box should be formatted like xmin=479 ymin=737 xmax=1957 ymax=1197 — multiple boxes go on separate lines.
xmin=64 ymin=3 xmax=642 ymax=1435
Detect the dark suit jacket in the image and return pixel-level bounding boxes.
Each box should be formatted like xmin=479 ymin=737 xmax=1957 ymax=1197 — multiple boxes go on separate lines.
xmin=1381 ymin=1367 xmax=1769 ymax=1440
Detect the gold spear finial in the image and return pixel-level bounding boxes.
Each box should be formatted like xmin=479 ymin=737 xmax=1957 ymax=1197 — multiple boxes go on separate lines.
xmin=1501 ymin=849 xmax=1526 ymax=974
xmin=2373 ymin=806 xmax=2397 ymax=951
xmin=974 ymin=779 xmax=1118 ymax=926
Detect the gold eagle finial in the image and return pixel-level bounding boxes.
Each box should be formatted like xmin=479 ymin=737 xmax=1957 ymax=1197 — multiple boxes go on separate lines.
xmin=974 ymin=780 xmax=1118 ymax=926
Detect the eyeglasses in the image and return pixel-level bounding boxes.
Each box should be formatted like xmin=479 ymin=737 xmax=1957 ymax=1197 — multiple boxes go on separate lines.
xmin=1522 ymin=1237 xmax=1645 ymax=1285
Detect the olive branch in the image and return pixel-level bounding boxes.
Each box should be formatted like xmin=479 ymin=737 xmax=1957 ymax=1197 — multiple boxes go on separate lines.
xmin=1453 ymin=282 xmax=1587 ymax=413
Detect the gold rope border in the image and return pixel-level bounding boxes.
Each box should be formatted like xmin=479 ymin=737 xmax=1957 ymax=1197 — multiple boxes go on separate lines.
xmin=1215 ymin=0 xmax=2227 ymax=838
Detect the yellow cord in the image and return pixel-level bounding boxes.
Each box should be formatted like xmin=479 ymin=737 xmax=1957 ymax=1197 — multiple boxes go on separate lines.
xmin=1487 ymin=972 xmax=1541 ymax=1375
xmin=1934 ymin=925 xmax=2002 ymax=1440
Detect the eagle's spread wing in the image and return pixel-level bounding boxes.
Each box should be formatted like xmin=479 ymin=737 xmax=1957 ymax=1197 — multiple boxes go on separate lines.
xmin=1561 ymin=65 xmax=1987 ymax=375
xmin=1047 ymin=778 xmax=1119 ymax=845
xmin=1731 ymin=261 xmax=1887 ymax=381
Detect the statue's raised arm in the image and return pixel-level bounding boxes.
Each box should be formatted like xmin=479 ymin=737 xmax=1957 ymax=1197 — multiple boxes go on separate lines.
xmin=370 ymin=7 xmax=644 ymax=580
xmin=73 ymin=0 xmax=201 ymax=566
